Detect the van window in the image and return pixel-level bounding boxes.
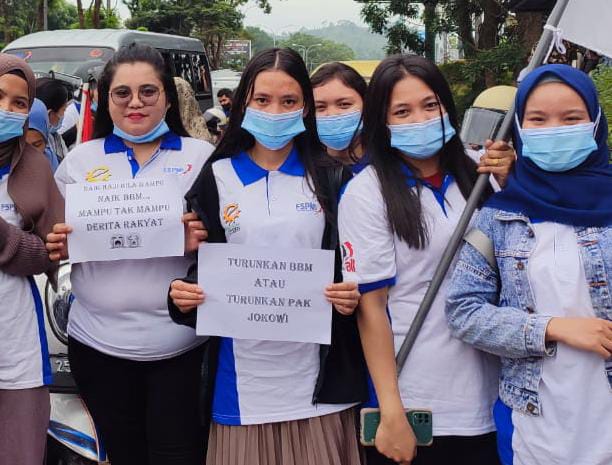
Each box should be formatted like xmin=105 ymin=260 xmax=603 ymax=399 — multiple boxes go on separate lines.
xmin=171 ymin=52 xmax=195 ymax=88
xmin=192 ymin=53 xmax=211 ymax=95
xmin=5 ymin=47 xmax=113 ymax=78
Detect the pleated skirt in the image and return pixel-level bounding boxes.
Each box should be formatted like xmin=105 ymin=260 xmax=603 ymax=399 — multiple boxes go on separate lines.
xmin=206 ymin=407 xmax=364 ymax=465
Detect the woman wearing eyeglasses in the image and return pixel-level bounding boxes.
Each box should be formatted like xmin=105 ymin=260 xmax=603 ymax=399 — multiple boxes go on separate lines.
xmin=45 ymin=44 xmax=214 ymax=465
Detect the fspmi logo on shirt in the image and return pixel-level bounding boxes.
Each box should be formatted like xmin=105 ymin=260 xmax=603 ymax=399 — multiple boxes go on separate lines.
xmin=223 ymin=203 xmax=241 ymax=235
xmin=341 ymin=241 xmax=356 ymax=273
xmin=85 ymin=166 xmax=112 ymax=182
xmin=0 ymin=203 xmax=16 ymax=214
xmin=163 ymin=163 xmax=193 ymax=175
xmin=295 ymin=201 xmax=322 ymax=213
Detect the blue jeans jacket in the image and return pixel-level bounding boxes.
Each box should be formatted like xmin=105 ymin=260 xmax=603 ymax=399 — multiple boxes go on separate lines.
xmin=446 ymin=207 xmax=612 ymax=416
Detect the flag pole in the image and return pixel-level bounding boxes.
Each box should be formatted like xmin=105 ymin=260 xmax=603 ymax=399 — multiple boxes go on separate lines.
xmin=395 ymin=0 xmax=572 ymax=368
xmin=76 ymin=83 xmax=89 ymax=146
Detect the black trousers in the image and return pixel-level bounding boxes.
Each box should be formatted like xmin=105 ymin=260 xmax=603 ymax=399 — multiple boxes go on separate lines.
xmin=68 ymin=337 xmax=205 ymax=465
xmin=364 ymin=432 xmax=500 ymax=465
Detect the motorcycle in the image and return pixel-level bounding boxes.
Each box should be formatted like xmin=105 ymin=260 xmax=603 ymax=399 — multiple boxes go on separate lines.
xmin=39 ymin=263 xmax=108 ymax=464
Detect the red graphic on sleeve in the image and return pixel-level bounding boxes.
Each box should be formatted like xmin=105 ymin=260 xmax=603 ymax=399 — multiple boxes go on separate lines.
xmin=341 ymin=241 xmax=356 ymax=273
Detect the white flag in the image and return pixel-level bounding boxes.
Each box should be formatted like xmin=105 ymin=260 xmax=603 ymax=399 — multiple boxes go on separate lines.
xmin=558 ymin=0 xmax=612 ymax=58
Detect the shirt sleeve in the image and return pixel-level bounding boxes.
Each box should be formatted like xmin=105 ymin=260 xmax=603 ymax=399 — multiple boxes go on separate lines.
xmin=338 ymin=176 xmax=396 ymax=294
xmin=54 ymin=155 xmax=73 ymax=198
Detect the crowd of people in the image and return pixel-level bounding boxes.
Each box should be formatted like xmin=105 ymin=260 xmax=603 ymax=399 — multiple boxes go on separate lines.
xmin=0 ymin=40 xmax=610 ymax=465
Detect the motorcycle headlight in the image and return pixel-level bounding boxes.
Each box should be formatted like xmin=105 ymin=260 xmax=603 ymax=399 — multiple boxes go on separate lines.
xmin=45 ymin=263 xmax=73 ymax=345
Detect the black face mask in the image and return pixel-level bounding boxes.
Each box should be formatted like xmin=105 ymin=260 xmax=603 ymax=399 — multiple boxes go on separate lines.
xmin=221 ymin=103 xmax=232 ymax=111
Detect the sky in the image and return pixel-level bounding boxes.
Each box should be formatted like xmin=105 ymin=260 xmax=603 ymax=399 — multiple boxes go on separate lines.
xmin=69 ymin=0 xmax=366 ymax=32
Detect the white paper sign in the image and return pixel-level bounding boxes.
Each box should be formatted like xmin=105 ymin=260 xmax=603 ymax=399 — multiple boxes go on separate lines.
xmin=559 ymin=0 xmax=612 ymax=59
xmin=196 ymin=243 xmax=335 ymax=344
xmin=66 ymin=178 xmax=184 ymax=263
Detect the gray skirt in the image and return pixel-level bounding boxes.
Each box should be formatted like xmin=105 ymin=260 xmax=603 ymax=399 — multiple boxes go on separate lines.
xmin=206 ymin=407 xmax=364 ymax=465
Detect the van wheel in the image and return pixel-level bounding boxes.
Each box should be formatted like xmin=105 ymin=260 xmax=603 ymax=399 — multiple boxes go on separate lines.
xmin=47 ymin=436 xmax=97 ymax=465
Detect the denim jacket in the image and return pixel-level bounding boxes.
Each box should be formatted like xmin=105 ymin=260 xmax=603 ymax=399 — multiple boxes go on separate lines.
xmin=446 ymin=207 xmax=612 ymax=416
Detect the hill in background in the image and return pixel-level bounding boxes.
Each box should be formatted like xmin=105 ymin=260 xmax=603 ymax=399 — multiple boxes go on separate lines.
xmin=298 ymin=20 xmax=386 ymax=60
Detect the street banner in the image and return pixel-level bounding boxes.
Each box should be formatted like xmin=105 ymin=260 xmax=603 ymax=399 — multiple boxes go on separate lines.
xmin=66 ymin=178 xmax=184 ymax=263
xmin=558 ymin=0 xmax=612 ymax=58
xmin=196 ymin=243 xmax=335 ymax=344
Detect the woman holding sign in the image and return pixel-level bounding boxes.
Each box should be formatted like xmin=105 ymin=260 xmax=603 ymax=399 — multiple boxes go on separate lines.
xmin=0 ymin=53 xmax=64 ymax=465
xmin=168 ymin=48 xmax=368 ymax=465
xmin=446 ymin=65 xmax=612 ymax=465
xmin=45 ymin=44 xmax=214 ymax=465
xmin=339 ymin=54 xmax=515 ymax=465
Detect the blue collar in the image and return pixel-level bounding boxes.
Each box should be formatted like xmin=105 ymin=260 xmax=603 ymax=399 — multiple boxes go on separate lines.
xmin=400 ymin=163 xmax=454 ymax=216
xmin=0 ymin=165 xmax=10 ymax=180
xmin=231 ymin=146 xmax=305 ymax=186
xmin=104 ymin=130 xmax=182 ymax=154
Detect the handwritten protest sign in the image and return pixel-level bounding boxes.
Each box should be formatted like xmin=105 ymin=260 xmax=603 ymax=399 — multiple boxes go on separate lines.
xmin=196 ymin=243 xmax=335 ymax=344
xmin=66 ymin=178 xmax=184 ymax=263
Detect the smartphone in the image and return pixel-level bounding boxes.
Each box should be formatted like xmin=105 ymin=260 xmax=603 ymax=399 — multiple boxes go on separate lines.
xmin=360 ymin=407 xmax=433 ymax=447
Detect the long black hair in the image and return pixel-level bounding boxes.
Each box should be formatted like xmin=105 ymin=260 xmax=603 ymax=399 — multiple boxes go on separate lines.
xmin=364 ymin=54 xmax=491 ymax=249
xmin=210 ymin=48 xmax=334 ymax=214
xmin=311 ymin=62 xmax=367 ymax=162
xmin=93 ymin=43 xmax=188 ymax=139
xmin=310 ymin=62 xmax=367 ymax=101
xmin=35 ymin=77 xmax=71 ymax=112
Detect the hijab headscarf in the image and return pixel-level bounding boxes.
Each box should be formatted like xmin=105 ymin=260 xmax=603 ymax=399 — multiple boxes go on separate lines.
xmin=0 ymin=54 xmax=35 ymax=168
xmin=29 ymin=98 xmax=60 ymax=172
xmin=173 ymin=77 xmax=212 ymax=142
xmin=487 ymin=64 xmax=612 ymax=227
xmin=0 ymin=53 xmax=64 ymax=287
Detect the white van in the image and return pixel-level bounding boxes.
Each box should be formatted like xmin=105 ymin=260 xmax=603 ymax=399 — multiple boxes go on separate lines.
xmin=3 ymin=29 xmax=214 ymax=111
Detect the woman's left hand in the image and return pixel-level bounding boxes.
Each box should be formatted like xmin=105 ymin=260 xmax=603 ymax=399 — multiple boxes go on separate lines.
xmin=477 ymin=139 xmax=516 ymax=188
xmin=325 ymin=282 xmax=360 ymax=316
xmin=183 ymin=212 xmax=208 ymax=253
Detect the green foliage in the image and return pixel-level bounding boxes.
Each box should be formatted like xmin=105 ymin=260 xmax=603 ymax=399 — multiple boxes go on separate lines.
xmin=242 ymin=26 xmax=274 ymax=56
xmin=357 ymin=1 xmax=424 ymax=55
xmin=76 ymin=7 xmax=122 ymax=29
xmin=124 ymin=0 xmax=271 ymax=69
xmin=305 ymin=21 xmax=386 ymax=60
xmin=48 ymin=0 xmax=79 ymax=30
xmin=279 ymin=32 xmax=355 ymax=72
xmin=439 ymin=40 xmax=524 ymax=120
xmin=592 ymin=65 xmax=612 ymax=149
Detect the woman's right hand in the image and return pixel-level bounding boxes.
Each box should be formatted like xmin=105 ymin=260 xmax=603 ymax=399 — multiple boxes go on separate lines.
xmin=546 ymin=317 xmax=612 ymax=358
xmin=170 ymin=280 xmax=205 ymax=313
xmin=375 ymin=410 xmax=418 ymax=464
xmin=46 ymin=223 xmax=72 ymax=262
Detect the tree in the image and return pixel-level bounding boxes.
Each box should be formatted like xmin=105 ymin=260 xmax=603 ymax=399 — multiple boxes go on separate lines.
xmin=48 ymin=0 xmax=79 ymax=30
xmin=242 ymin=26 xmax=274 ymax=55
xmin=279 ymin=32 xmax=355 ymax=72
xmin=357 ymin=1 xmax=426 ymax=56
xmin=77 ymin=0 xmax=85 ymax=28
xmin=124 ymin=0 xmax=272 ymax=69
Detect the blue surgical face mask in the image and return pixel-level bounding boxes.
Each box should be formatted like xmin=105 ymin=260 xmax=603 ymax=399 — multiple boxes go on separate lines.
xmin=388 ymin=113 xmax=456 ymax=159
xmin=0 ymin=108 xmax=27 ymax=143
xmin=113 ymin=117 xmax=170 ymax=144
xmin=91 ymin=101 xmax=98 ymax=113
xmin=241 ymin=107 xmax=306 ymax=150
xmin=316 ymin=110 xmax=362 ymax=151
xmin=517 ymin=112 xmax=599 ymax=172
xmin=48 ymin=111 xmax=63 ymax=134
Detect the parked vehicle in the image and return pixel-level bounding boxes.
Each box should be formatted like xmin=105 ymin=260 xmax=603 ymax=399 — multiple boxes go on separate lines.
xmin=3 ymin=29 xmax=214 ymax=112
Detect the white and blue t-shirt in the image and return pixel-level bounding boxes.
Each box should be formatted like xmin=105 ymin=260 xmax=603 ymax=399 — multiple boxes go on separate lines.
xmin=0 ymin=165 xmax=52 ymax=389
xmin=339 ymin=165 xmax=499 ymax=436
xmin=209 ymin=148 xmax=354 ymax=425
xmin=54 ymin=132 xmax=214 ymax=361
xmin=494 ymin=222 xmax=612 ymax=465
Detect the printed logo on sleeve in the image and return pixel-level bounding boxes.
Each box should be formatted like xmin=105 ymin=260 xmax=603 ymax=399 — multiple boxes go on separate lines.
xmin=222 ymin=203 xmax=241 ymax=235
xmin=341 ymin=241 xmax=356 ymax=273
xmin=85 ymin=166 xmax=112 ymax=182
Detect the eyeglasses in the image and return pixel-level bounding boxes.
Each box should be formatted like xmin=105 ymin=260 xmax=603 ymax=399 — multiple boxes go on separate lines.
xmin=109 ymin=85 xmax=164 ymax=106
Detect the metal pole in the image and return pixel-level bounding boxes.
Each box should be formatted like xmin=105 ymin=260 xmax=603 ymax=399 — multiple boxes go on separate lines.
xmin=395 ymin=0 xmax=572 ymax=370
